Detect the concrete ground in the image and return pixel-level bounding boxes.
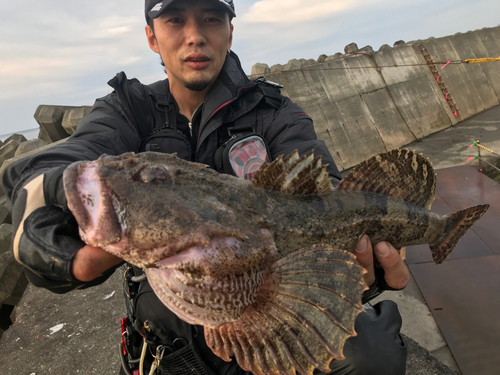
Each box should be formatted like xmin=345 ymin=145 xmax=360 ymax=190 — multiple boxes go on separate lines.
xmin=373 ymin=104 xmax=500 ymax=374
xmin=0 ymin=105 xmax=499 ymax=374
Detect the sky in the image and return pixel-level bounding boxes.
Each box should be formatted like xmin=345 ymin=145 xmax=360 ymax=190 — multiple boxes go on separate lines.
xmin=1 ymin=0 xmax=499 ymax=136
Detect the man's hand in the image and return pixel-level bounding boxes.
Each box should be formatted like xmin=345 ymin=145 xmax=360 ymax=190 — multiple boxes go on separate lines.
xmin=354 ymin=235 xmax=410 ymax=290
xmin=72 ymin=245 xmax=122 ymax=282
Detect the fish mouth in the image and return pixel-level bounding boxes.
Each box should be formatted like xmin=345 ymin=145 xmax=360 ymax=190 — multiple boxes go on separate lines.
xmin=63 ymin=160 xmax=125 ymax=247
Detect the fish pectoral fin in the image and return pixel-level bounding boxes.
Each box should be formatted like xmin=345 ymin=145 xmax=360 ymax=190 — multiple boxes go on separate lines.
xmin=338 ymin=149 xmax=436 ymax=210
xmin=204 ymin=245 xmax=367 ymax=375
xmin=252 ymin=150 xmax=332 ymax=195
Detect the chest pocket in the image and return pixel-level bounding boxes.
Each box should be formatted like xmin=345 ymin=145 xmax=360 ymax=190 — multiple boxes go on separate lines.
xmin=139 ymin=92 xmax=193 ymax=161
xmin=214 ymin=110 xmax=271 ymax=180
xmin=214 ymin=82 xmax=282 ymax=180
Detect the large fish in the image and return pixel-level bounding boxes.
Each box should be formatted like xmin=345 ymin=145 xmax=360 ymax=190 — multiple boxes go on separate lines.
xmin=63 ymin=149 xmax=488 ymax=375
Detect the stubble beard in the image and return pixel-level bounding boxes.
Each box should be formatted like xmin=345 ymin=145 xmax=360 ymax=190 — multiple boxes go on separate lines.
xmin=184 ymin=79 xmax=212 ymax=92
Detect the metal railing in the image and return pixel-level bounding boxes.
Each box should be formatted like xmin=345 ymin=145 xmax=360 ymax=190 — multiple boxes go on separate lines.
xmin=467 ymin=140 xmax=500 ymax=173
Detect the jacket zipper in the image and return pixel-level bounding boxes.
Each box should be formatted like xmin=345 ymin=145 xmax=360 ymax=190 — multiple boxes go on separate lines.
xmin=188 ymin=103 xmax=204 ymax=138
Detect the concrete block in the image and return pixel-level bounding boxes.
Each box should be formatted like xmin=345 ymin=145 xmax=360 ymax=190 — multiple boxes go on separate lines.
xmin=34 ymin=105 xmax=78 ymax=142
xmin=342 ymin=52 xmax=384 ymax=94
xmin=388 ymin=76 xmax=453 ymax=138
xmin=420 ymin=37 xmax=488 ymax=120
xmin=474 ymin=28 xmax=500 ymax=100
xmin=251 ymin=63 xmax=271 ymax=76
xmin=449 ymin=31 xmax=499 ymax=110
xmin=0 ymin=250 xmax=25 ymax=305
xmin=38 ymin=127 xmax=52 ymax=144
xmin=303 ymin=59 xmax=316 ymax=67
xmin=280 ymin=54 xmax=388 ymax=169
xmin=374 ymin=43 xmax=454 ymax=137
xmin=3 ymin=134 xmax=27 ymax=145
xmin=358 ymin=45 xmax=374 ymax=54
xmin=0 ymin=224 xmax=13 ymax=256
xmin=0 ymin=138 xmax=68 ymax=201
xmin=10 ymin=306 xmax=16 ymax=324
xmin=0 ymin=140 xmax=22 ymax=167
xmin=14 ymin=139 xmax=47 ymax=157
xmin=270 ymin=63 xmax=284 ymax=73
xmin=378 ymin=44 xmax=392 ymax=51
xmin=360 ymin=89 xmax=417 ymax=149
xmin=394 ymin=40 xmax=406 ymax=47
xmin=61 ymin=106 xmax=92 ymax=135
xmin=0 ymin=206 xmax=9 ymax=227
xmin=2 ymin=273 xmax=28 ymax=306
xmin=375 ymin=44 xmax=427 ymax=86
xmin=284 ymin=59 xmax=304 ymax=71
xmin=344 ymin=42 xmax=359 ymax=54
xmin=317 ymin=54 xmax=328 ymax=63
xmin=325 ymin=52 xmax=343 ymax=61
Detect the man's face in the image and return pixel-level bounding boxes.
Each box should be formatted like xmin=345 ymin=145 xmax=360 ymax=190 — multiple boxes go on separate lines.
xmin=146 ymin=0 xmax=233 ymax=92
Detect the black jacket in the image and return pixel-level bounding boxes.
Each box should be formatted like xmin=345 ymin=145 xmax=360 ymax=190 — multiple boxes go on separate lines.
xmin=3 ymin=52 xmax=407 ymax=375
xmin=3 ymin=51 xmax=341 ymax=291
xmin=4 ymin=52 xmax=340 ymax=200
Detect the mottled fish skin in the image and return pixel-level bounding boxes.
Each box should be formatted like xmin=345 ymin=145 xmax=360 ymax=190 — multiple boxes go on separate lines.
xmin=63 ymin=152 xmax=448 ymax=264
xmin=63 ymin=149 xmax=489 ymax=375
xmin=266 ymin=189 xmax=447 ymax=257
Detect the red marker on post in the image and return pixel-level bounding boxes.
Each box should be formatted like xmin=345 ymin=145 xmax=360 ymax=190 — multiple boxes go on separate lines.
xmin=441 ymin=61 xmax=451 ymax=69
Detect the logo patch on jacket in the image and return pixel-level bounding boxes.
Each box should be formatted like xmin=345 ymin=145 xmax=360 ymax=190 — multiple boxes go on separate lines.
xmin=291 ymin=112 xmax=311 ymax=121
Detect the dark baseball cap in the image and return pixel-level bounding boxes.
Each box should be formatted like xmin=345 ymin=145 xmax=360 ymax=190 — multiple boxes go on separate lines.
xmin=145 ymin=0 xmax=236 ymax=24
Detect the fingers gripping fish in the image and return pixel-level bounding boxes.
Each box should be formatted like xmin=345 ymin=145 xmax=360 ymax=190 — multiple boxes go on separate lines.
xmin=63 ymin=149 xmax=489 ymax=375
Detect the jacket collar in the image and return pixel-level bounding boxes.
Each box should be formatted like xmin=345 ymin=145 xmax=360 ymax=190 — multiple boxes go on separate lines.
xmin=196 ymin=51 xmax=258 ymax=135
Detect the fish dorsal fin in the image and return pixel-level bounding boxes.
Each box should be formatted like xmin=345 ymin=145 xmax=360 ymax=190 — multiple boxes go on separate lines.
xmin=252 ymin=150 xmax=333 ymax=195
xmin=338 ymin=149 xmax=436 ymax=210
xmin=205 ymin=245 xmax=367 ymax=375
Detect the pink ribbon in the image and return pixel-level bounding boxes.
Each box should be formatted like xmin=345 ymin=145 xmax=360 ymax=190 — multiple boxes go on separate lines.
xmin=467 ymin=157 xmax=475 ymax=162
xmin=454 ymin=111 xmax=458 ymax=116
xmin=441 ymin=61 xmax=451 ymax=69
xmin=445 ymin=93 xmax=448 ymax=99
xmin=436 ymin=77 xmax=440 ymax=82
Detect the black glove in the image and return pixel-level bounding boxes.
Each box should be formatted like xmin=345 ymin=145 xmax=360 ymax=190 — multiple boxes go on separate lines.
xmin=361 ymin=267 xmax=404 ymax=304
xmin=326 ymin=300 xmax=407 ymax=375
xmin=11 ymin=166 xmax=115 ymax=293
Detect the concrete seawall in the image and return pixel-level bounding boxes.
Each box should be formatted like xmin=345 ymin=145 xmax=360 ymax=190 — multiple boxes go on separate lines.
xmin=251 ymin=26 xmax=500 ymax=171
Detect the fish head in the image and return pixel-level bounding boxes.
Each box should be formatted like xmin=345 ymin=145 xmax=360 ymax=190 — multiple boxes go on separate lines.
xmin=63 ymin=152 xmax=250 ymax=266
xmin=63 ymin=152 xmax=277 ymax=326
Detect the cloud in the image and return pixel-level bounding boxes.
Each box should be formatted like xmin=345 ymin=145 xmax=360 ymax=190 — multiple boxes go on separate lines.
xmin=240 ymin=0 xmax=360 ymax=23
xmin=0 ymin=0 xmax=166 ymax=134
xmin=1 ymin=0 xmax=500 ymax=137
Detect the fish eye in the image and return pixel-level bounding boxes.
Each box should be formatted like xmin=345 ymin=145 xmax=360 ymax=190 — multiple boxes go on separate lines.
xmin=137 ymin=165 xmax=169 ymax=185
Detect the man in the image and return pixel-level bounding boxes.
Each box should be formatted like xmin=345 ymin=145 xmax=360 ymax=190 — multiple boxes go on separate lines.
xmin=3 ymin=0 xmax=409 ymax=374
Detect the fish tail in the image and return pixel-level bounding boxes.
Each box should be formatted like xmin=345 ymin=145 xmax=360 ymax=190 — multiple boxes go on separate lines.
xmin=430 ymin=204 xmax=489 ymax=264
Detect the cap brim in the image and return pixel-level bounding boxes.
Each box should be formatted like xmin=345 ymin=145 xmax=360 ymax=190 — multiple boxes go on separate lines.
xmin=147 ymin=0 xmax=235 ymax=21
